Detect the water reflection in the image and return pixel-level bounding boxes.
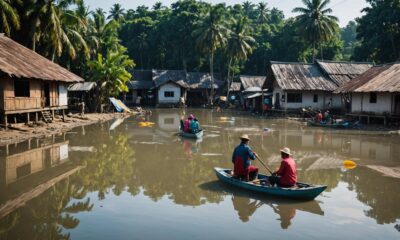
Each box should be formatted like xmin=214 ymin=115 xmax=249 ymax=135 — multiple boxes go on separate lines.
xmin=0 ymin=109 xmax=399 ymax=238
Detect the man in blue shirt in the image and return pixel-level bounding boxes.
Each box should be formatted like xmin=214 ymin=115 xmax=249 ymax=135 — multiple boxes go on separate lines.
xmin=232 ymin=134 xmax=259 ymax=181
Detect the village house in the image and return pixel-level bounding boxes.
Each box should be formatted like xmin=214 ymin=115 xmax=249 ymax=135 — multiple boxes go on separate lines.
xmin=239 ymin=75 xmax=266 ymax=112
xmin=126 ymin=70 xmax=155 ymax=106
xmin=335 ymin=62 xmax=400 ymax=125
xmin=0 ymin=35 xmax=84 ymax=127
xmin=264 ymin=61 xmax=372 ymax=112
xmin=185 ymin=72 xmax=223 ymax=106
xmin=67 ymin=82 xmax=97 ymax=112
xmin=152 ymin=70 xmax=189 ymax=107
xmin=228 ymin=82 xmax=242 ymax=104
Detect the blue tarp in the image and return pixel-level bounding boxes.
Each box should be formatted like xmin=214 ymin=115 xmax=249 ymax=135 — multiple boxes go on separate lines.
xmin=109 ymin=97 xmax=122 ymax=112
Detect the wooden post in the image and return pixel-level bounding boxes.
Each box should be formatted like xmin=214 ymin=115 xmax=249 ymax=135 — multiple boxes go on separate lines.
xmin=26 ymin=113 xmax=30 ymax=124
xmin=35 ymin=112 xmax=38 ymax=123
xmin=52 ymin=110 xmax=55 ymax=118
xmin=3 ymin=114 xmax=7 ymax=130
xmin=62 ymin=109 xmax=65 ymax=122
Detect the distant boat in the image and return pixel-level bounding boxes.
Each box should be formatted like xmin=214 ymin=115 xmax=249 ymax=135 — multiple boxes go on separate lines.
xmin=214 ymin=167 xmax=327 ymax=200
xmin=307 ymin=120 xmax=351 ymax=128
xmin=179 ymin=129 xmax=204 ymax=139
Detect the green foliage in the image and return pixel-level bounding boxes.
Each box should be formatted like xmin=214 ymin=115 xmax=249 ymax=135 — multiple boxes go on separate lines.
xmin=353 ymin=0 xmax=400 ymax=63
xmin=340 ymin=21 xmax=359 ymax=60
xmin=0 ymin=0 xmax=20 ymax=36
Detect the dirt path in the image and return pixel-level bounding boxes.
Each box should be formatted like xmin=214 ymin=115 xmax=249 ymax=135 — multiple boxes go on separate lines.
xmin=0 ymin=113 xmax=131 ymax=147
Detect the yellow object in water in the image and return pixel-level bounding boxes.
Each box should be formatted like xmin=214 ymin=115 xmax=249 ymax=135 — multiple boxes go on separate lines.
xmin=138 ymin=121 xmax=155 ymax=127
xmin=343 ymin=160 xmax=357 ymax=169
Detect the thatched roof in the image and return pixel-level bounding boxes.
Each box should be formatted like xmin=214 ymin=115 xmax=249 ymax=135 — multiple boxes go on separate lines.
xmin=68 ymin=82 xmax=96 ymax=91
xmin=316 ymin=60 xmax=373 ymax=86
xmin=0 ymin=34 xmax=83 ymax=82
xmin=269 ymin=61 xmax=337 ymax=91
xmin=152 ymin=70 xmax=189 ymax=88
xmin=229 ymin=82 xmax=241 ymax=91
xmin=186 ymin=72 xmax=223 ymax=89
xmin=335 ymin=63 xmax=400 ymax=93
xmin=240 ymin=75 xmax=265 ymax=90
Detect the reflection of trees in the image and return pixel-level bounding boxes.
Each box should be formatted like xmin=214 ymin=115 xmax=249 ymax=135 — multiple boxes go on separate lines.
xmin=342 ymin=167 xmax=400 ymax=224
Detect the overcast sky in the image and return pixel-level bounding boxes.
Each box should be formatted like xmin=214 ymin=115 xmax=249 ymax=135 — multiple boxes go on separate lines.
xmin=84 ymin=0 xmax=368 ymax=27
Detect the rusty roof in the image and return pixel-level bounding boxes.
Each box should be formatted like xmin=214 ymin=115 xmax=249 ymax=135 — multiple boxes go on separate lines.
xmin=240 ymin=75 xmax=266 ymax=90
xmin=229 ymin=82 xmax=241 ymax=91
xmin=335 ymin=63 xmax=400 ymax=93
xmin=0 ymin=35 xmax=83 ymax=82
xmin=186 ymin=72 xmax=223 ymax=89
xmin=316 ymin=60 xmax=373 ymax=86
xmin=269 ymin=61 xmax=337 ymax=91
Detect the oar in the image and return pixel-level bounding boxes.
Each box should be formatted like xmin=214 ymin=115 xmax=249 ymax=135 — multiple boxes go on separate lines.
xmin=255 ymin=155 xmax=274 ymax=175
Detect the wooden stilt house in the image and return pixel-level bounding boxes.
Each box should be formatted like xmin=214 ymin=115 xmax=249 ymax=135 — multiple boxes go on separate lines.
xmin=0 ymin=34 xmax=84 ymax=127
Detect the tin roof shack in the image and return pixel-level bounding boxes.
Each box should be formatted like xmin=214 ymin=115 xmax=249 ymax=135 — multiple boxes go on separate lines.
xmin=239 ymin=75 xmax=267 ymax=112
xmin=0 ymin=35 xmax=83 ymax=127
xmin=265 ymin=61 xmax=343 ymax=111
xmin=335 ymin=63 xmax=400 ymax=125
xmin=152 ymin=70 xmax=189 ymax=107
xmin=67 ymin=82 xmax=97 ymax=112
xmin=185 ymin=72 xmax=223 ymax=106
xmin=126 ymin=70 xmax=155 ymax=106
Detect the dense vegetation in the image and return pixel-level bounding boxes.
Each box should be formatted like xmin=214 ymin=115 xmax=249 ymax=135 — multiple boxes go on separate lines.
xmin=0 ymin=0 xmax=399 ymax=100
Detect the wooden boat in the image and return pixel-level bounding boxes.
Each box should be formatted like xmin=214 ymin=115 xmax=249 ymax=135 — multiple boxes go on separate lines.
xmin=179 ymin=129 xmax=204 ymax=139
xmin=214 ymin=167 xmax=327 ymax=200
xmin=307 ymin=120 xmax=350 ymax=128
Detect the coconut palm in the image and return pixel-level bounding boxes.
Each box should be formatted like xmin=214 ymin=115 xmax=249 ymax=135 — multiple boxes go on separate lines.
xmin=242 ymin=1 xmax=255 ymax=17
xmin=194 ymin=5 xmax=230 ymax=105
xmin=108 ymin=3 xmax=125 ymax=22
xmin=226 ymin=17 xmax=255 ymax=96
xmin=257 ymin=2 xmax=270 ymax=24
xmin=90 ymin=8 xmax=120 ymax=56
xmin=0 ymin=0 xmax=20 ymax=36
xmin=292 ymin=0 xmax=339 ymax=61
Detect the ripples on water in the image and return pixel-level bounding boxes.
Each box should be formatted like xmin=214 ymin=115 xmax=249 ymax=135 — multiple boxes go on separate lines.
xmin=0 ymin=109 xmax=399 ymax=239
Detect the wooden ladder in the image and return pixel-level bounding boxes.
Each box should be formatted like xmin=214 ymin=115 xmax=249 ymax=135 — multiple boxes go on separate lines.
xmin=41 ymin=111 xmax=53 ymax=123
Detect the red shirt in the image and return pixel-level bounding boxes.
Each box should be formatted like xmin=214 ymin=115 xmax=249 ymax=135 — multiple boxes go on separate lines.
xmin=276 ymin=157 xmax=297 ymax=187
xmin=316 ymin=113 xmax=323 ymax=122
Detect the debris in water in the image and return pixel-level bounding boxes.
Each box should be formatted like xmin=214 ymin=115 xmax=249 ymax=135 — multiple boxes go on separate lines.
xmin=201 ymin=153 xmax=223 ymax=156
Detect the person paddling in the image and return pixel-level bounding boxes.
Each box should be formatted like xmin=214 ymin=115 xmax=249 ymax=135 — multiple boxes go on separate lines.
xmin=268 ymin=147 xmax=297 ymax=187
xmin=232 ymin=134 xmax=259 ymax=181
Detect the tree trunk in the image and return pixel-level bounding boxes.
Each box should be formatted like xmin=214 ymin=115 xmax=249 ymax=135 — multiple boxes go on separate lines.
xmin=320 ymin=43 xmax=323 ymax=60
xmin=312 ymin=39 xmax=316 ymax=63
xmin=210 ymin=50 xmax=214 ymax=106
xmin=226 ymin=57 xmax=233 ymax=98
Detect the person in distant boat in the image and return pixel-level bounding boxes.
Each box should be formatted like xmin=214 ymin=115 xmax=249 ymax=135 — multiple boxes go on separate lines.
xmin=315 ymin=110 xmax=323 ymax=123
xmin=324 ymin=110 xmax=331 ymax=123
xmin=190 ymin=118 xmax=200 ymax=133
xmin=184 ymin=114 xmax=194 ymax=133
xmin=232 ymin=134 xmax=259 ymax=181
xmin=268 ymin=147 xmax=297 ymax=188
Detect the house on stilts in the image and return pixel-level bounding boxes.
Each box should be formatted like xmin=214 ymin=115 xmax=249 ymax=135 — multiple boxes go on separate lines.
xmin=0 ymin=34 xmax=84 ymax=127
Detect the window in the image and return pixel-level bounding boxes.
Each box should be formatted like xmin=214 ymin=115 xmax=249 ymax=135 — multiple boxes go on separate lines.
xmin=313 ymin=94 xmax=318 ymax=103
xmin=164 ymin=91 xmax=174 ymax=98
xmin=287 ymin=93 xmax=302 ymax=103
xmin=164 ymin=118 xmax=174 ymax=124
xmin=369 ymin=92 xmax=377 ymax=103
xmin=14 ymin=79 xmax=30 ymax=97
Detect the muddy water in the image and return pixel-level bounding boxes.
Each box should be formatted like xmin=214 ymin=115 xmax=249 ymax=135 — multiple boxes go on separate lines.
xmin=0 ymin=109 xmax=399 ymax=239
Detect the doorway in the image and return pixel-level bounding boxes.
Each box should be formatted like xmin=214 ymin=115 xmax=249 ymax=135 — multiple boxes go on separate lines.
xmin=394 ymin=94 xmax=400 ymax=115
xmin=43 ymin=83 xmax=50 ymax=107
xmin=275 ymin=93 xmax=280 ymax=109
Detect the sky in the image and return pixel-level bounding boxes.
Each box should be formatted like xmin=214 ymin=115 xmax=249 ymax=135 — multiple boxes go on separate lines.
xmin=84 ymin=0 xmax=369 ymax=27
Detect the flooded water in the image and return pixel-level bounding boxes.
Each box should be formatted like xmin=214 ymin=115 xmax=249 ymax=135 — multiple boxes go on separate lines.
xmin=1 ymin=109 xmax=400 ymax=239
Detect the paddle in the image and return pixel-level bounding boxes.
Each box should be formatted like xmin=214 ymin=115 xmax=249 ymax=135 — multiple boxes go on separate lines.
xmin=255 ymin=155 xmax=274 ymax=175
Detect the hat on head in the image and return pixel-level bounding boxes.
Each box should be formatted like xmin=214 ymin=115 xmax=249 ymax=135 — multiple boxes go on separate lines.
xmin=240 ymin=134 xmax=250 ymax=141
xmin=280 ymin=147 xmax=292 ymax=156
xmin=189 ymin=114 xmax=194 ymax=119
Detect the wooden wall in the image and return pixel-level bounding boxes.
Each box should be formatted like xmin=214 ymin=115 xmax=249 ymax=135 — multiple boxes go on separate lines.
xmin=1 ymin=76 xmax=63 ymax=112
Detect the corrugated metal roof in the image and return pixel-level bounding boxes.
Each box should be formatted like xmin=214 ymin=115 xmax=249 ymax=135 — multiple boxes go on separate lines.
xmin=152 ymin=70 xmax=189 ymax=88
xmin=186 ymin=72 xmax=222 ymax=89
xmin=0 ymin=35 xmax=84 ymax=82
xmin=68 ymin=82 xmax=97 ymax=91
xmin=269 ymin=61 xmax=337 ymax=91
xmin=127 ymin=80 xmax=154 ymax=90
xmin=335 ymin=63 xmax=400 ymax=93
xmin=316 ymin=60 xmax=373 ymax=86
xmin=244 ymin=92 xmax=263 ymax=99
xmin=240 ymin=75 xmax=266 ymax=90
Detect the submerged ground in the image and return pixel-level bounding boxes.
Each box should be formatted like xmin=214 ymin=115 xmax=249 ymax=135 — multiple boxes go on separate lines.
xmin=0 ymin=108 xmax=399 ymax=239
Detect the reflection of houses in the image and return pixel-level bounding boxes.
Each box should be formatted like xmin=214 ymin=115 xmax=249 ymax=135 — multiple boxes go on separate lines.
xmin=335 ymin=63 xmax=400 ymax=124
xmin=264 ymin=60 xmax=372 ymax=111
xmin=0 ymin=35 xmax=84 ymax=127
xmin=157 ymin=112 xmax=180 ymax=131
xmin=240 ymin=75 xmax=266 ymax=111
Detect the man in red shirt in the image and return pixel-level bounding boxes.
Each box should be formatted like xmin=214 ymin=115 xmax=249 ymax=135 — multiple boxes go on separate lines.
xmin=315 ymin=110 xmax=323 ymax=123
xmin=268 ymin=147 xmax=297 ymax=187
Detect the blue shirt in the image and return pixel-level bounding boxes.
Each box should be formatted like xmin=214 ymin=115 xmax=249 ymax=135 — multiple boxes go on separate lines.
xmin=232 ymin=143 xmax=256 ymax=168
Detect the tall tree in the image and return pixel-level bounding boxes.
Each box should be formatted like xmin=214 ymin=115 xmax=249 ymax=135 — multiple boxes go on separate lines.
xmin=292 ymin=0 xmax=339 ymax=62
xmin=108 ymin=3 xmax=125 ymax=22
xmin=257 ymin=2 xmax=269 ymax=24
xmin=0 ymin=0 xmax=20 ymax=36
xmin=226 ymin=17 xmax=254 ymax=96
xmin=194 ymin=4 xmax=230 ymax=104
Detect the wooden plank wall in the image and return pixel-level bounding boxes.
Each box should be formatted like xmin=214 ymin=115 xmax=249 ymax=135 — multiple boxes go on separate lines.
xmin=1 ymin=76 xmax=62 ymax=111
xmin=0 ymin=77 xmax=4 ymax=110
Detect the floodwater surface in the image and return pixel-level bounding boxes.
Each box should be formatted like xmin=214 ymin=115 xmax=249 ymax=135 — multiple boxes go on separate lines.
xmin=1 ymin=109 xmax=400 ymax=239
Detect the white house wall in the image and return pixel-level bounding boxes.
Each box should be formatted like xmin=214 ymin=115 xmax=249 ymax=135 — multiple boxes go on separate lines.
xmin=158 ymin=83 xmax=181 ymax=104
xmin=351 ymin=92 xmax=392 ymax=114
xmin=58 ymin=84 xmax=68 ymax=106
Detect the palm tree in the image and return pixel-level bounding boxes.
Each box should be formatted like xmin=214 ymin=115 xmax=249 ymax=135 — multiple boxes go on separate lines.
xmin=91 ymin=8 xmax=120 ymax=57
xmin=152 ymin=2 xmax=164 ymax=11
xmin=242 ymin=1 xmax=254 ymax=17
xmin=108 ymin=3 xmax=125 ymax=22
xmin=257 ymin=2 xmax=270 ymax=24
xmin=194 ymin=5 xmax=230 ymax=105
xmin=226 ymin=17 xmax=255 ymax=97
xmin=292 ymin=0 xmax=339 ymax=61
xmin=0 ymin=0 xmax=20 ymax=36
